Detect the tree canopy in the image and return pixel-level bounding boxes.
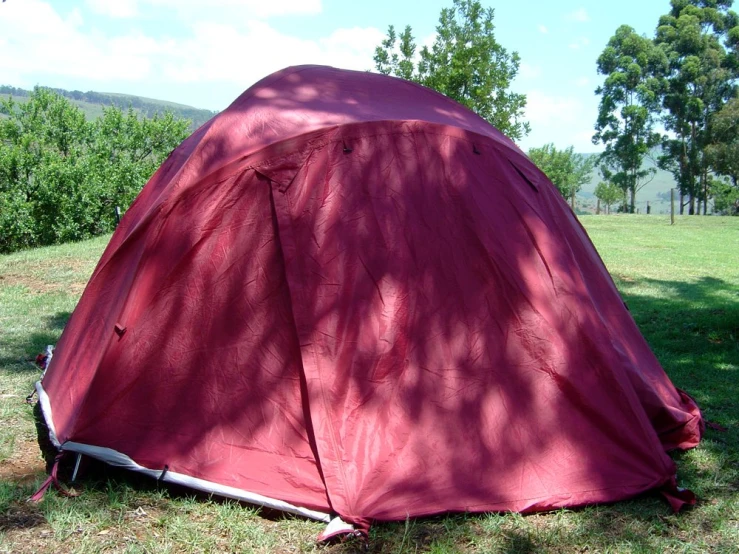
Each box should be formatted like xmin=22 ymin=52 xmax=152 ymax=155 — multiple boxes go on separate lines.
xmin=0 ymin=88 xmax=190 ymax=253
xmin=594 ymin=0 xmax=739 ymax=215
xmin=527 ymin=144 xmax=596 ymax=202
xmin=374 ymin=0 xmax=529 ymax=141
xmin=655 ymin=0 xmax=739 ymax=214
xmin=594 ymin=180 xmax=624 ymax=214
xmin=593 ymin=25 xmax=666 ymax=213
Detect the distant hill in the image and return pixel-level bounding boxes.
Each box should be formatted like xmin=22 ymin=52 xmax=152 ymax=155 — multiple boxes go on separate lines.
xmin=576 ymin=151 xmax=679 ymax=215
xmin=0 ymin=85 xmax=217 ymax=131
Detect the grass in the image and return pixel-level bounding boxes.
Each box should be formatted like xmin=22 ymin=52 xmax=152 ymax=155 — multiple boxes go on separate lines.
xmin=1 ymin=215 xmax=737 ymax=553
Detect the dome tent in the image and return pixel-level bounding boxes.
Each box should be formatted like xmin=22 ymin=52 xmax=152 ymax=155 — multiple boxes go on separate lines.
xmin=36 ymin=65 xmax=703 ymax=538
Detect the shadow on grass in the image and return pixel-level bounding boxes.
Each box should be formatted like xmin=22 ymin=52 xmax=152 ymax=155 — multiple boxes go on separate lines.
xmin=613 ymin=275 xmax=738 ymax=424
xmin=0 ymin=311 xmax=71 ymax=374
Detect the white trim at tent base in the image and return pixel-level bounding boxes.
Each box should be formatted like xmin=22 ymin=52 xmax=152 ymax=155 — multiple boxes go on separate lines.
xmin=35 ymin=381 xmax=345 ymax=529
xmin=35 ymin=381 xmax=61 ymax=448
xmin=61 ymin=442 xmax=333 ymax=522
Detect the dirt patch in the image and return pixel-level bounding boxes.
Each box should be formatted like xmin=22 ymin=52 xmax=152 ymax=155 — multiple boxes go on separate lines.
xmin=0 ymin=439 xmax=46 ymax=485
xmin=0 ymin=272 xmax=87 ymax=296
xmin=0 ymin=502 xmax=46 ymax=531
xmin=612 ymin=273 xmax=637 ymax=284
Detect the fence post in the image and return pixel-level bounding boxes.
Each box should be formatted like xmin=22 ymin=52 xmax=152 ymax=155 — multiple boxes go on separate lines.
xmin=670 ymin=189 xmax=675 ymax=225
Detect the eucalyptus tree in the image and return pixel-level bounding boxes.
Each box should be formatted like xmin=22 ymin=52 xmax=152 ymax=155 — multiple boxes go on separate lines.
xmin=706 ymin=96 xmax=739 ymax=213
xmin=655 ymin=0 xmax=739 ymax=214
xmin=706 ymin=96 xmax=739 ymax=186
xmin=374 ymin=0 xmax=529 ymax=141
xmin=593 ymin=25 xmax=667 ymax=213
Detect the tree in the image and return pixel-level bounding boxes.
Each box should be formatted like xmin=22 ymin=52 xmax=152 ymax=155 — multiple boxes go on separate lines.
xmin=706 ymin=96 xmax=739 ymax=187
xmin=0 ymin=88 xmax=92 ymax=249
xmin=594 ymin=180 xmax=623 ymax=214
xmin=0 ymin=88 xmax=190 ymax=253
xmin=88 ymin=106 xmax=190 ymax=221
xmin=706 ymin=96 xmax=739 ymax=214
xmin=373 ymin=0 xmax=529 ymax=141
xmin=593 ymin=25 xmax=666 ymax=213
xmin=654 ymin=0 xmax=739 ymax=214
xmin=712 ymin=179 xmax=739 ymax=214
xmin=527 ymin=144 xmax=596 ymax=202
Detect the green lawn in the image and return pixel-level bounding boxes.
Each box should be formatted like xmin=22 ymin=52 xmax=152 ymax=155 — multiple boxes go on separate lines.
xmin=1 ymin=215 xmax=737 ymax=553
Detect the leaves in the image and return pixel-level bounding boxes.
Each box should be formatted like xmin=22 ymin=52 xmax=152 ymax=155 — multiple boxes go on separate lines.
xmin=594 ymin=180 xmax=624 ymax=213
xmin=0 ymin=88 xmax=190 ymax=253
xmin=373 ymin=0 xmax=529 ymax=141
xmin=527 ymin=144 xmax=596 ymax=200
xmin=654 ymin=0 xmax=739 ymax=214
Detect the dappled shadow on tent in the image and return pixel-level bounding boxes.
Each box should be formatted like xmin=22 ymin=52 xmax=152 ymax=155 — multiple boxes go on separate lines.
xmin=40 ymin=67 xmax=703 ymax=532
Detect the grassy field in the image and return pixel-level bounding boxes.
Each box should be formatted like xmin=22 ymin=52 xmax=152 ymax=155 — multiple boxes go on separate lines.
xmin=0 ymin=215 xmax=737 ymax=553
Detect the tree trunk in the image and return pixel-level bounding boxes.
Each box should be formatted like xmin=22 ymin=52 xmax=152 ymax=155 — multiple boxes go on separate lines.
xmin=703 ymin=171 xmax=708 ymax=215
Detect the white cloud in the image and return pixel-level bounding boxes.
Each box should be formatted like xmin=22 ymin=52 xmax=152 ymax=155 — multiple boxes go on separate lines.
xmin=519 ymin=90 xmax=600 ymax=152
xmin=421 ymin=32 xmax=437 ymax=51
xmin=0 ymin=0 xmax=379 ymax=109
xmin=86 ymin=0 xmax=139 ymax=18
xmin=538 ymin=24 xmax=548 ymax=34
xmin=573 ymin=129 xmax=599 ymax=150
xmin=525 ymin=91 xmax=581 ymax=127
xmin=575 ymin=77 xmax=590 ymax=87
xmin=568 ymin=37 xmax=590 ymax=50
xmin=142 ymin=0 xmax=323 ymax=19
xmin=519 ymin=63 xmax=542 ymax=79
xmin=67 ymin=7 xmax=85 ymax=27
xmin=565 ymin=8 xmax=590 ymax=23
xmin=159 ymin=20 xmax=382 ymax=86
xmin=0 ymin=0 xmax=151 ymax=83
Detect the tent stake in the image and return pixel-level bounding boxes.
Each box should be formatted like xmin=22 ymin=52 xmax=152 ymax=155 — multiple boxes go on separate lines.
xmin=71 ymin=453 xmax=82 ymax=483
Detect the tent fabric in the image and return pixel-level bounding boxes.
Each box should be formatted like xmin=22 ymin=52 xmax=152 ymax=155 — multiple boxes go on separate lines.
xmin=38 ymin=65 xmax=703 ymax=534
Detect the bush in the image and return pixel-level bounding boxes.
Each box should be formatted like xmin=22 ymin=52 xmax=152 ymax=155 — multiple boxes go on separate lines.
xmin=0 ymin=88 xmax=190 ymax=253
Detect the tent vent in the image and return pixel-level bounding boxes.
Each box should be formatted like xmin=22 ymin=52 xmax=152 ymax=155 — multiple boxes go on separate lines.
xmin=114 ymin=324 xmax=127 ymax=337
xmin=508 ymin=160 xmax=539 ymax=192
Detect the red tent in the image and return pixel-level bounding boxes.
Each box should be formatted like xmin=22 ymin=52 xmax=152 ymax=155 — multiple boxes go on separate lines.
xmin=37 ymin=65 xmax=703 ymax=538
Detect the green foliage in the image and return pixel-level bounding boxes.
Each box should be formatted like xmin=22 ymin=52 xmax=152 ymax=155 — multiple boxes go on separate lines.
xmin=713 ymin=178 xmax=739 ymax=214
xmin=374 ymin=0 xmax=529 ymax=141
xmin=706 ymin=96 xmax=739 ymax=188
xmin=594 ymin=25 xmax=666 ymax=213
xmin=594 ymin=180 xmax=624 ymax=213
xmin=655 ymin=0 xmax=739 ymax=214
xmin=0 ymin=87 xmax=189 ymax=253
xmin=527 ymin=144 xmax=596 ymax=200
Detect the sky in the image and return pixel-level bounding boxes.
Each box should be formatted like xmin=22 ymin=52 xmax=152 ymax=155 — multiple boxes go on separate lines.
xmin=0 ymin=0 xmax=673 ymax=153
